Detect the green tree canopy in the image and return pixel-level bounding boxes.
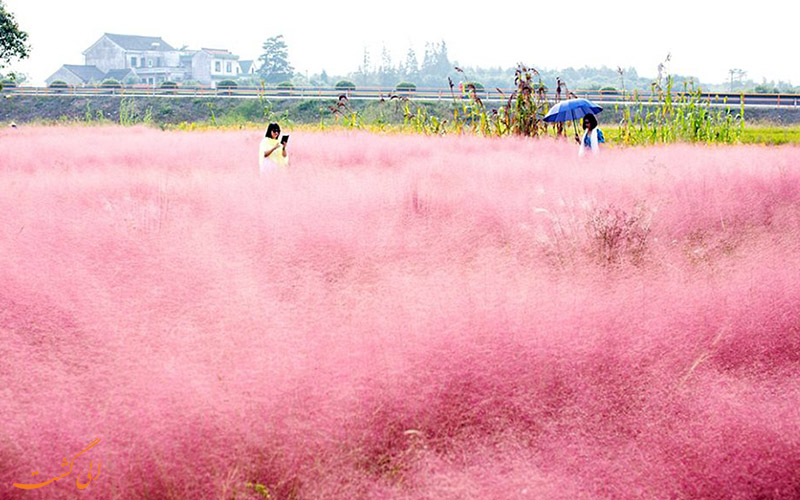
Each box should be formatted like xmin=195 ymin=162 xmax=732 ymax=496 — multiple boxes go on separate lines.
xmin=0 ymin=0 xmax=29 ymax=72
xmin=257 ymin=35 xmax=294 ymax=84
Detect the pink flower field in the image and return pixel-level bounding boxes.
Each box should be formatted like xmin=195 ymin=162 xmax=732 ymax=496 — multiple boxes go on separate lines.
xmin=1 ymin=126 xmax=799 ymax=499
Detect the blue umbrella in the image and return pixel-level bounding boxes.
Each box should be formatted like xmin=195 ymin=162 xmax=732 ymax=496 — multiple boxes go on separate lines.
xmin=543 ymin=98 xmax=603 ymax=139
xmin=543 ymin=98 xmax=603 ymax=123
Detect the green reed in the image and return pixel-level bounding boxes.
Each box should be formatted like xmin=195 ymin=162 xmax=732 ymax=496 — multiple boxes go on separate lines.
xmin=616 ymin=77 xmax=744 ymax=145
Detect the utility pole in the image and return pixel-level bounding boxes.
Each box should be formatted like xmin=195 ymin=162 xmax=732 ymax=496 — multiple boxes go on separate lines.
xmin=729 ymin=68 xmax=746 ymax=91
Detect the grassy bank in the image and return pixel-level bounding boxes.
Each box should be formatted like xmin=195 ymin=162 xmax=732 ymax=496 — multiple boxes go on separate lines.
xmin=738 ymin=124 xmax=800 ymax=145
xmin=3 ymin=95 xmax=800 ymax=144
xmin=601 ymin=124 xmax=800 ymax=145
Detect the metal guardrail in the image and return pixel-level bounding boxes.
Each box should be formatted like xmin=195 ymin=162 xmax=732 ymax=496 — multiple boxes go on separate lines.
xmin=3 ymin=85 xmax=800 ymax=107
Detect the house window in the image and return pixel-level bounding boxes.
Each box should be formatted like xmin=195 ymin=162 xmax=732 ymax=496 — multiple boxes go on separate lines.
xmin=131 ymin=57 xmax=138 ymax=68
xmin=226 ymin=62 xmax=232 ymax=73
xmin=156 ymin=58 xmax=162 ymax=67
xmin=215 ymin=61 xmax=221 ymax=72
xmin=148 ymin=59 xmax=153 ymax=68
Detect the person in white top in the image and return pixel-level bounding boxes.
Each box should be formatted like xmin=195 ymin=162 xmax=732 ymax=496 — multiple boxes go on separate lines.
xmin=259 ymin=122 xmax=289 ymax=173
xmin=577 ymin=113 xmax=605 ymax=157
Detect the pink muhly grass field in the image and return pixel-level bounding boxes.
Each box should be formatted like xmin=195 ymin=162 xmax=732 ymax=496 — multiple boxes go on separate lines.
xmin=1 ymin=126 xmax=800 ymax=499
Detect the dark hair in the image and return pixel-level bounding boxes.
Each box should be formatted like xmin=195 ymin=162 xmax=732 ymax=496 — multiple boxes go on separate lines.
xmin=266 ymin=122 xmax=281 ymax=137
xmin=582 ymin=114 xmax=597 ymax=130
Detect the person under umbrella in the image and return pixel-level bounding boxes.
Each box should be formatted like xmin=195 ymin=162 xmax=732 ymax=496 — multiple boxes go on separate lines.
xmin=542 ymin=98 xmax=604 ymax=156
xmin=578 ymin=113 xmax=604 ymax=156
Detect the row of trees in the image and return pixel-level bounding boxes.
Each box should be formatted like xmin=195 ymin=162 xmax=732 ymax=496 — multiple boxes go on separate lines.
xmin=255 ymin=37 xmax=457 ymax=89
xmin=254 ymin=36 xmax=644 ymax=91
xmin=256 ymin=36 xmax=799 ymax=93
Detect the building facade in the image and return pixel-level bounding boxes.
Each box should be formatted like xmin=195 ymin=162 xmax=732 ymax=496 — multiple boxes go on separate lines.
xmin=189 ymin=49 xmax=241 ymax=84
xmin=46 ymin=33 xmax=254 ymax=87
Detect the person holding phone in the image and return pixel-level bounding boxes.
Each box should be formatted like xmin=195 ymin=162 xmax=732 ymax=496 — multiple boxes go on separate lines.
xmin=259 ymin=122 xmax=289 ymax=173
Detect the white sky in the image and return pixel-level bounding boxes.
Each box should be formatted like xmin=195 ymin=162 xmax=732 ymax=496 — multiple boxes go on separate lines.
xmin=4 ymin=0 xmax=798 ymax=86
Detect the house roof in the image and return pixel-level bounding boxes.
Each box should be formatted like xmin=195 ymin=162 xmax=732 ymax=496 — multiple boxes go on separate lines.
xmin=62 ymin=65 xmax=106 ymax=83
xmin=239 ymin=60 xmax=255 ymax=73
xmin=104 ymin=33 xmax=175 ymax=52
xmin=105 ymin=69 xmax=135 ymax=81
xmin=201 ymin=48 xmax=239 ymax=60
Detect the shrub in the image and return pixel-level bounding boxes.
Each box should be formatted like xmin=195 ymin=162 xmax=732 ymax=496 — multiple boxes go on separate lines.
xmin=217 ymin=80 xmax=238 ymax=96
xmin=100 ymin=78 xmax=122 ymax=88
xmin=754 ymin=84 xmax=779 ymax=94
xmin=335 ymin=80 xmax=356 ymax=91
xmin=1 ymin=78 xmax=17 ymax=91
xmin=48 ymin=80 xmax=69 ymax=89
xmin=216 ymin=80 xmax=238 ymax=89
xmin=460 ymin=81 xmax=485 ymax=100
xmin=277 ymin=81 xmax=295 ymax=96
xmin=395 ymin=82 xmax=417 ymax=93
xmin=98 ymin=79 xmax=122 ymax=94
xmin=158 ymin=81 xmax=178 ymax=95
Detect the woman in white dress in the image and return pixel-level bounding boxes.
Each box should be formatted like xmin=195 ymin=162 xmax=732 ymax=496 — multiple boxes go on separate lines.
xmin=259 ymin=122 xmax=289 ymax=174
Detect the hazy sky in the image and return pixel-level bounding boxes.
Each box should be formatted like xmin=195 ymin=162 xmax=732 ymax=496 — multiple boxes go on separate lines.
xmin=5 ymin=0 xmax=798 ymax=86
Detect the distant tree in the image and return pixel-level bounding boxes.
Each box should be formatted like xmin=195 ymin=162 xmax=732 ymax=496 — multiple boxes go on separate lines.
xmin=0 ymin=1 xmax=29 ymax=72
xmin=404 ymin=48 xmax=418 ymax=79
xmin=0 ymin=1 xmax=28 ymax=91
xmin=377 ymin=46 xmax=396 ymax=87
xmin=753 ymin=80 xmax=779 ymax=94
xmin=2 ymin=71 xmax=25 ymax=83
xmin=421 ymin=42 xmax=435 ymax=73
xmin=320 ymin=69 xmax=329 ymax=85
xmin=355 ymin=47 xmax=371 ymax=86
xmin=419 ymin=40 xmax=451 ymax=86
xmin=434 ymin=41 xmax=451 ymax=76
xmin=257 ymin=35 xmax=294 ymax=84
xmin=362 ymin=47 xmax=370 ymax=71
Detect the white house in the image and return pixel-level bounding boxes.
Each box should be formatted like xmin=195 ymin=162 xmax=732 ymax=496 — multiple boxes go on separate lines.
xmin=46 ymin=33 xmax=249 ymax=86
xmin=190 ymin=49 xmax=241 ymax=85
xmin=83 ymin=33 xmax=184 ymax=85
